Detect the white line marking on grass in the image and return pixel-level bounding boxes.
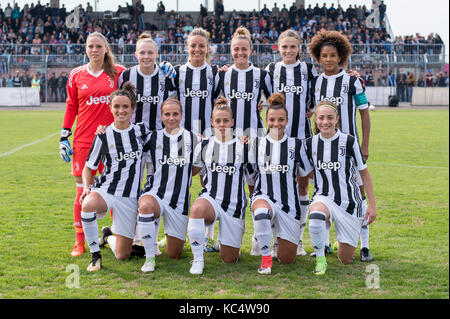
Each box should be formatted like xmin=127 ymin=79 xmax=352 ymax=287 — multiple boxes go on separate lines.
xmin=370 ymin=161 xmax=448 ymax=170
xmin=0 ymin=132 xmax=59 ymax=158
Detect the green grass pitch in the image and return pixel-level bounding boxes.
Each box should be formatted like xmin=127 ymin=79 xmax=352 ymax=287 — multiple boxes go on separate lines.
xmin=0 ymin=108 xmax=448 ymax=299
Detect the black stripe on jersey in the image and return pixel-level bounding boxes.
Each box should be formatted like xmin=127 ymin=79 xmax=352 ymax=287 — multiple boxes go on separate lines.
xmin=199 ymin=68 xmax=208 ymax=134
xmin=120 ymin=69 xmax=130 ymax=87
xmin=169 ymin=134 xmax=185 ymax=211
xmin=149 ymin=74 xmax=159 ymax=131
xmin=87 ymin=135 xmax=102 ymax=168
xmin=136 ymin=72 xmax=144 ymax=123
xmin=279 ymin=139 xmax=290 ymax=214
xmin=209 ymin=142 xmax=221 ymax=199
xmin=293 ymin=139 xmax=303 ymax=220
xmin=291 ymin=63 xmax=302 ymax=137
xmin=234 ymin=143 xmax=248 ymax=219
xmin=317 ymin=138 xmax=329 ymax=196
xmin=333 ymin=75 xmax=344 ymax=134
xmin=348 ymin=76 xmax=358 ymax=138
xmin=184 ymin=68 xmax=194 ymax=131
xmin=156 ymin=134 xmax=170 ymax=199
xmin=98 ymin=134 xmax=111 ymax=186
xmin=264 ymin=140 xmax=274 ymax=200
xmin=230 ymin=70 xmax=239 ymax=128
xmin=221 ymin=142 xmax=236 ymax=214
xmin=183 ymin=132 xmax=195 ymax=214
xmin=268 ymin=62 xmax=276 ymax=75
xmin=244 ymin=70 xmax=253 ymax=131
xmin=345 ymin=135 xmax=356 ymax=214
xmin=147 ymin=132 xmax=157 ymax=189
xmin=107 ymin=131 xmax=126 ymax=194
xmin=122 ymin=129 xmax=139 ymax=197
xmin=330 ymin=137 xmax=341 ymax=206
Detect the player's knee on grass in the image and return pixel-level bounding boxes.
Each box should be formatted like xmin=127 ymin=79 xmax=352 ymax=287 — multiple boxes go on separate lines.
xmin=277 ymin=239 xmax=297 ymax=264
xmin=166 ymin=236 xmax=184 ymax=259
xmin=220 ymin=246 xmax=239 ymax=263
xmin=337 ymin=243 xmax=355 ymax=264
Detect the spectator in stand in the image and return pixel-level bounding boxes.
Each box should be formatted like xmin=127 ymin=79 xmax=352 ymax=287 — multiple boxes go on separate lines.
xmin=135 ymin=1 xmax=145 ymax=31
xmin=364 ymin=70 xmax=375 ymax=86
xmin=48 ymin=72 xmax=58 ymax=102
xmin=13 ymin=70 xmax=21 ymax=87
xmin=416 ymin=73 xmax=425 ymax=87
xmin=57 ymin=72 xmax=68 ymax=102
xmin=21 ymin=70 xmax=32 ymax=87
xmin=396 ymin=68 xmax=406 ymax=101
xmin=0 ymin=73 xmax=5 ymax=87
xmin=215 ymin=0 xmax=224 ymax=19
xmin=406 ymin=71 xmax=416 ymax=102
xmin=271 ymin=3 xmax=280 ymax=20
xmin=379 ymin=1 xmax=386 ymax=25
xmin=261 ymin=4 xmax=270 ymax=19
xmin=425 ymin=72 xmax=434 ymax=87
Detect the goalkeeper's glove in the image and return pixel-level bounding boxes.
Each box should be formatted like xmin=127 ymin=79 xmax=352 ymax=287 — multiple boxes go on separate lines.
xmin=59 ymin=128 xmax=73 ymax=163
xmin=160 ymin=61 xmax=176 ymax=79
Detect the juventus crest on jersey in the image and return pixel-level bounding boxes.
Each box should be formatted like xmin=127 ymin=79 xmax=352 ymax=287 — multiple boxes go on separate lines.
xmin=144 ymin=128 xmax=199 ymax=215
xmin=266 ymin=60 xmax=318 ymax=139
xmin=173 ymin=62 xmax=219 ymax=136
xmin=304 ymin=130 xmax=367 ymax=217
xmin=311 ymin=70 xmax=368 ymax=139
xmin=217 ymin=64 xmax=272 ymax=137
xmin=119 ymin=65 xmax=176 ymax=130
xmin=253 ymin=134 xmax=312 ymax=220
xmin=85 ymin=123 xmax=150 ymax=198
xmin=194 ymin=137 xmax=254 ymax=219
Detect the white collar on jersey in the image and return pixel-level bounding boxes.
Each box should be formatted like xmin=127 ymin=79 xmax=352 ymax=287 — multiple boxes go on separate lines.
xmin=319 ymin=129 xmax=341 ymax=141
xmin=266 ymin=132 xmax=288 ymax=144
xmin=186 ymin=61 xmax=208 ymax=70
xmin=321 ymin=69 xmax=346 ymax=79
xmin=163 ymin=127 xmax=184 ymax=139
xmin=86 ymin=63 xmax=104 ymax=77
xmin=111 ymin=122 xmax=133 ymax=133
xmin=280 ymin=59 xmax=301 ymax=68
xmin=213 ymin=135 xmax=237 ymax=145
xmin=231 ymin=63 xmax=254 ymax=72
xmin=137 ymin=64 xmax=159 ymax=78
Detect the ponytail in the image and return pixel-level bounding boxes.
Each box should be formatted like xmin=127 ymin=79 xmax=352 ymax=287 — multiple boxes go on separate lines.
xmin=110 ymin=81 xmax=137 ymax=109
xmin=87 ymin=32 xmax=117 ymax=79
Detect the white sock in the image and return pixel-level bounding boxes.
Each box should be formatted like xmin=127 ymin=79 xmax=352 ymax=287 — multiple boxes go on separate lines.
xmin=271 ymin=224 xmax=278 ymax=246
xmin=309 ymin=211 xmax=327 ymax=257
xmin=81 ymin=211 xmax=99 ymax=253
xmin=360 ymin=224 xmax=370 ymax=249
xmin=106 ymin=235 xmax=117 ymax=258
xmin=137 ymin=213 xmax=156 ymax=258
xmin=299 ymin=195 xmax=309 ymax=243
xmin=188 ymin=218 xmax=205 ymax=262
xmin=154 ymin=216 xmax=161 ymax=242
xmin=205 ymin=222 xmax=215 ymax=240
xmin=253 ymin=208 xmax=272 ymax=256
xmin=325 ymin=221 xmax=331 ymax=247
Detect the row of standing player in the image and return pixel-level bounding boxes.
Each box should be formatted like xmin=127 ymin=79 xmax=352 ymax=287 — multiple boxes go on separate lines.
xmin=59 ymin=26 xmax=375 ymax=275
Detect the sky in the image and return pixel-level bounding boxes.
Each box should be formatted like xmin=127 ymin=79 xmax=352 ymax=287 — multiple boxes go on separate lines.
xmin=1 ymin=0 xmax=449 ymax=58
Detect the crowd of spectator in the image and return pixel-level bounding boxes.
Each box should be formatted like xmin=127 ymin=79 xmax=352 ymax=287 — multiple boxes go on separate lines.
xmin=0 ymin=1 xmax=445 ymax=58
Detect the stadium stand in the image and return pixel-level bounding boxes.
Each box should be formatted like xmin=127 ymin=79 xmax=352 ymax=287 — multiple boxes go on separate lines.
xmin=0 ymin=1 xmax=448 ymax=104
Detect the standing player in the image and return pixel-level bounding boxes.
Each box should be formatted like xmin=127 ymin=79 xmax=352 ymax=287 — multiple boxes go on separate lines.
xmin=59 ymin=32 xmax=126 ymax=257
xmin=259 ymin=29 xmax=318 ymax=258
xmin=304 ymin=101 xmax=376 ymax=275
xmin=187 ymin=97 xmax=255 ymax=275
xmin=137 ymin=98 xmax=200 ymax=271
xmin=79 ymin=82 xmax=151 ymax=271
xmin=308 ymin=30 xmax=373 ymax=261
xmin=250 ymin=93 xmax=312 ymax=274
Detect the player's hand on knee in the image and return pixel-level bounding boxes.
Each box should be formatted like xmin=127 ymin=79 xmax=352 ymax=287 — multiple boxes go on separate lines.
xmin=79 ymin=188 xmax=91 ymax=204
xmin=160 ymin=61 xmax=176 ymax=79
xmin=59 ymin=128 xmax=73 ymax=163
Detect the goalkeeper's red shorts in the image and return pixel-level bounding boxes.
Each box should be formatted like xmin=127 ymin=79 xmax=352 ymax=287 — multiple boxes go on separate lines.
xmin=72 ymin=147 xmax=104 ymax=177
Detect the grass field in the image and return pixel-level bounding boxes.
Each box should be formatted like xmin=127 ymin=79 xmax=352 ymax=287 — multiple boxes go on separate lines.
xmin=0 ymin=108 xmax=448 ymax=299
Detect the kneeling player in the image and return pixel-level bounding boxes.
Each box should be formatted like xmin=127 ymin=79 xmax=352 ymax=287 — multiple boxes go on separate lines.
xmin=304 ymin=101 xmax=376 ymax=275
xmin=79 ymin=83 xmax=151 ymax=271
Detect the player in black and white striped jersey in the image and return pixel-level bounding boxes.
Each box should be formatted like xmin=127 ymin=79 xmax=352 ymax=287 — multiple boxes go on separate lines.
xmin=261 ymin=30 xmax=319 ymax=258
xmin=250 ymin=93 xmax=313 ymax=274
xmin=138 ymin=98 xmax=200 ymax=270
xmin=79 ymin=82 xmax=152 ymax=272
xmin=308 ymin=30 xmax=373 ymax=261
xmin=216 ymin=27 xmax=272 ymax=139
xmin=187 ymin=97 xmax=256 ymax=275
xmin=304 ymin=101 xmax=376 ymax=275
xmin=118 ymin=33 xmax=176 ymax=131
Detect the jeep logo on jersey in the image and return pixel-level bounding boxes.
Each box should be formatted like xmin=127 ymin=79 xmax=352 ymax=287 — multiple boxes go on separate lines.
xmin=210 ymin=162 xmax=236 ymax=175
xmin=317 ymin=160 xmax=341 ymax=171
xmin=86 ymin=95 xmax=110 ymax=105
xmin=159 ymin=155 xmax=187 ymax=166
xmin=137 ymin=94 xmax=160 ymax=104
xmin=277 ymin=83 xmax=303 ymax=94
xmin=320 ymin=96 xmax=344 ymax=106
xmin=262 ymin=162 xmax=290 ymax=173
xmin=228 ymin=89 xmax=254 ymax=101
xmin=183 ymin=88 xmax=209 ymax=99
xmin=116 ymin=150 xmax=142 ymax=162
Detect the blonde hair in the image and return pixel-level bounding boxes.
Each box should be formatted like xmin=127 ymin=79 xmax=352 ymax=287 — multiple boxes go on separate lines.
xmin=278 ymin=29 xmax=301 ymax=61
xmin=161 ymin=97 xmax=183 ymax=113
xmin=231 ymin=26 xmax=253 ymax=49
xmin=86 ymin=32 xmax=117 ymax=79
xmin=136 ymin=32 xmax=159 ymax=55
xmin=186 ymin=28 xmax=211 ymax=64
xmin=313 ymin=100 xmax=341 ymax=134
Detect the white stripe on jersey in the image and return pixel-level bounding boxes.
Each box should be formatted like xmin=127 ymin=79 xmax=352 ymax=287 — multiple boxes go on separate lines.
xmin=266 ymin=60 xmax=318 ymax=139
xmin=175 ymin=62 xmax=218 ymax=137
xmin=86 ymin=123 xmax=150 ymax=198
xmin=311 ymin=70 xmax=367 ymax=139
xmin=254 ymin=134 xmax=312 ymax=220
xmin=144 ymin=128 xmax=198 ymax=215
xmin=193 ymin=137 xmax=254 ymax=219
xmin=304 ymin=130 xmax=367 ymax=217
xmin=119 ymin=65 xmax=176 ymax=131
xmin=218 ymin=63 xmax=272 ymax=137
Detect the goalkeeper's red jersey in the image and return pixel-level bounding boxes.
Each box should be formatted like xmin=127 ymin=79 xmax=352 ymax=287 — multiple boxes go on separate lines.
xmin=63 ymin=64 xmax=126 ymax=148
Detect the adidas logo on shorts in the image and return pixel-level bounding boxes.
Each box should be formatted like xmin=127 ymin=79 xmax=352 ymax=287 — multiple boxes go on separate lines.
xmin=191 ymin=241 xmax=200 ymax=246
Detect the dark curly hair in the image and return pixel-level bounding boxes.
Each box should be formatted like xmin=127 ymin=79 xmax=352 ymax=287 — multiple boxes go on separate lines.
xmin=308 ymin=30 xmax=353 ymax=68
xmin=110 ymin=81 xmax=137 ymax=109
